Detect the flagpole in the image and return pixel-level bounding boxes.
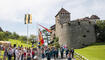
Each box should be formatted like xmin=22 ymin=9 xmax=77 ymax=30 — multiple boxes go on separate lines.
xmin=27 ymin=24 xmax=29 ymax=47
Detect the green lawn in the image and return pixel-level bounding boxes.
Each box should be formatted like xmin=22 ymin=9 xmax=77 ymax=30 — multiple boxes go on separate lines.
xmin=75 ymin=42 xmax=105 ymax=60
xmin=8 ymin=39 xmax=33 ymax=47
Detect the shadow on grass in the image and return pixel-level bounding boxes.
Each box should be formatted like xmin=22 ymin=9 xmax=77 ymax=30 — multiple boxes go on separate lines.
xmin=76 ymin=42 xmax=105 ymax=49
xmin=91 ymin=42 xmax=105 ymax=46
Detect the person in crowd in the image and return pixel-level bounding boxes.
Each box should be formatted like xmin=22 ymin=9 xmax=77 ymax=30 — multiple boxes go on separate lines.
xmin=15 ymin=48 xmax=19 ymax=60
xmin=3 ymin=46 xmax=8 ymax=60
xmin=13 ymin=44 xmax=16 ymax=60
xmin=32 ymin=48 xmax=35 ymax=59
xmin=66 ymin=47 xmax=69 ymax=57
xmin=60 ymin=47 xmax=64 ymax=58
xmin=27 ymin=49 xmax=32 ymax=60
xmin=19 ymin=48 xmax=22 ymax=60
xmin=53 ymin=48 xmax=56 ymax=59
xmin=46 ymin=48 xmax=51 ymax=60
xmin=7 ymin=47 xmax=13 ymax=60
xmin=21 ymin=48 xmax=24 ymax=60
xmin=55 ymin=48 xmax=59 ymax=59
xmin=23 ymin=47 xmax=27 ymax=60
xmin=70 ymin=48 xmax=74 ymax=58
xmin=41 ymin=48 xmax=45 ymax=59
xmin=67 ymin=51 xmax=72 ymax=60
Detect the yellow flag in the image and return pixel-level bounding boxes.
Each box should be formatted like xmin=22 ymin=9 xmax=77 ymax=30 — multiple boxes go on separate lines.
xmin=25 ymin=14 xmax=29 ymax=24
xmin=28 ymin=14 xmax=32 ymax=24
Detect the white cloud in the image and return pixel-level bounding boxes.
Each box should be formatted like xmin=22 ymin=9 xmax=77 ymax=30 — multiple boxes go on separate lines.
xmin=0 ymin=0 xmax=105 ymax=35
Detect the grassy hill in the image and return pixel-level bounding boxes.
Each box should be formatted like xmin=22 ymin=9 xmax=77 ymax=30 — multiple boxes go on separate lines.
xmin=75 ymin=42 xmax=105 ymax=60
xmin=8 ymin=39 xmax=33 ymax=47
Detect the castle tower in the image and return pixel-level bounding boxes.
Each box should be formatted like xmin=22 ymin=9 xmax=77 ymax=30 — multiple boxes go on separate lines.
xmin=55 ymin=8 xmax=70 ymax=37
xmin=55 ymin=8 xmax=71 ymax=46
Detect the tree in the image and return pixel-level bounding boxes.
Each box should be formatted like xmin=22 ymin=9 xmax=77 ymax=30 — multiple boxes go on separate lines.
xmin=18 ymin=36 xmax=27 ymax=43
xmin=95 ymin=20 xmax=105 ymax=42
xmin=29 ymin=34 xmax=36 ymax=41
xmin=8 ymin=32 xmax=19 ymax=39
xmin=4 ymin=31 xmax=12 ymax=38
xmin=29 ymin=34 xmax=37 ymax=44
xmin=0 ymin=32 xmax=8 ymax=41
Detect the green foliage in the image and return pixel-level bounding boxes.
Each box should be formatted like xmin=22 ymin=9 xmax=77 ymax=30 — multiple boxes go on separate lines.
xmin=54 ymin=37 xmax=60 ymax=48
xmin=9 ymin=32 xmax=19 ymax=39
xmin=0 ymin=32 xmax=8 ymax=41
xmin=95 ymin=20 xmax=105 ymax=42
xmin=29 ymin=34 xmax=36 ymax=41
xmin=75 ymin=42 xmax=105 ymax=60
xmin=18 ymin=36 xmax=27 ymax=43
xmin=0 ymin=30 xmax=37 ymax=45
xmin=49 ymin=37 xmax=60 ymax=48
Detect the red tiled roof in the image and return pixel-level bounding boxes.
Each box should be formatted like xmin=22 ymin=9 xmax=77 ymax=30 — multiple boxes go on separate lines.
xmin=55 ymin=8 xmax=70 ymax=17
xmin=90 ymin=15 xmax=100 ymax=19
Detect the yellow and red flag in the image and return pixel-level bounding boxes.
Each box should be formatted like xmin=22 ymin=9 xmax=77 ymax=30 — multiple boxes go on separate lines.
xmin=38 ymin=29 xmax=44 ymax=46
xmin=39 ymin=24 xmax=52 ymax=32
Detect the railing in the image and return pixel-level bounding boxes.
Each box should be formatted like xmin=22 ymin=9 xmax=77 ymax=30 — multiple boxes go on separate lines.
xmin=75 ymin=53 xmax=88 ymax=60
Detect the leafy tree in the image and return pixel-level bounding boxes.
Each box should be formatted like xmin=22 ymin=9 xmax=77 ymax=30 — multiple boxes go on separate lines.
xmin=4 ymin=31 xmax=12 ymax=38
xmin=29 ymin=34 xmax=36 ymax=41
xmin=95 ymin=20 xmax=105 ymax=42
xmin=0 ymin=32 xmax=8 ymax=41
xmin=29 ymin=34 xmax=37 ymax=44
xmin=19 ymin=36 xmax=27 ymax=43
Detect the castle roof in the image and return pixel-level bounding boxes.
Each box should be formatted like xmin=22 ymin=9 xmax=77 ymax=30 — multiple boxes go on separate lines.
xmin=50 ymin=24 xmax=55 ymax=30
xmin=90 ymin=15 xmax=100 ymax=19
xmin=55 ymin=8 xmax=70 ymax=17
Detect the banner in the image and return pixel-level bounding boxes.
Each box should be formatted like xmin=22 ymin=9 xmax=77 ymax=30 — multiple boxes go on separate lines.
xmin=25 ymin=14 xmax=32 ymax=24
xmin=38 ymin=29 xmax=44 ymax=46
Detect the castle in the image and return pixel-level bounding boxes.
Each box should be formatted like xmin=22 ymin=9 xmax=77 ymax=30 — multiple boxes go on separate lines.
xmin=50 ymin=8 xmax=100 ymax=49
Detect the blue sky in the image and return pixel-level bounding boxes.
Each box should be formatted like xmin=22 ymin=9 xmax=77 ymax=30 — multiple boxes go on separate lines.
xmin=0 ymin=0 xmax=105 ymax=36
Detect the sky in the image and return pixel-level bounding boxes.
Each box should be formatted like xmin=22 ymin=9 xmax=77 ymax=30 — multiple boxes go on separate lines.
xmin=0 ymin=0 xmax=105 ymax=36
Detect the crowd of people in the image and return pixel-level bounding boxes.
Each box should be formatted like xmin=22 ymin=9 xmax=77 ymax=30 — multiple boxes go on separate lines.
xmin=0 ymin=44 xmax=74 ymax=60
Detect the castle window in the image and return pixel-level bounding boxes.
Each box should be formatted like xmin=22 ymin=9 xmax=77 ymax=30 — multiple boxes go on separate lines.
xmin=68 ymin=23 xmax=71 ymax=26
xmin=89 ymin=21 xmax=91 ymax=24
xmin=78 ymin=22 xmax=80 ymax=25
xmin=87 ymin=30 xmax=90 ymax=32
xmin=83 ymin=35 xmax=86 ymax=38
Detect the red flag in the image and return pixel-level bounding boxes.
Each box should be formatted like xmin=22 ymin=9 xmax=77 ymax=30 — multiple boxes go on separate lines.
xmin=38 ymin=29 xmax=44 ymax=46
xmin=39 ymin=24 xmax=52 ymax=32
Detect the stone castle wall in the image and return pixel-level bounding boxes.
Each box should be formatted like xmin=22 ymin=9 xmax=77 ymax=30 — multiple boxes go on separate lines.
xmin=54 ymin=8 xmax=97 ymax=49
xmin=57 ymin=20 xmax=96 ymax=49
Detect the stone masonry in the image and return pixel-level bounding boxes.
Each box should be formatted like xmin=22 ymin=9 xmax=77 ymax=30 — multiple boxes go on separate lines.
xmin=50 ymin=8 xmax=100 ymax=49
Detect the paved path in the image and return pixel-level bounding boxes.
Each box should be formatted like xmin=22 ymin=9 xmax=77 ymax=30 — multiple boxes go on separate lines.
xmin=43 ymin=58 xmax=76 ymax=60
xmin=37 ymin=51 xmax=76 ymax=60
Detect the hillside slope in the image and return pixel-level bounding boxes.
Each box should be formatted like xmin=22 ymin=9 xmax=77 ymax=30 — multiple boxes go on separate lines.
xmin=75 ymin=43 xmax=105 ymax=60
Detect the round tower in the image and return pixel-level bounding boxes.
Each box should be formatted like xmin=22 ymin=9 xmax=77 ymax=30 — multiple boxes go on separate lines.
xmin=55 ymin=8 xmax=71 ymax=46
